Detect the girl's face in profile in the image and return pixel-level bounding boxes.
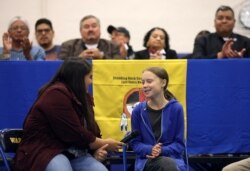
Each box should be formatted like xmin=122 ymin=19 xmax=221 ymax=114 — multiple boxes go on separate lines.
xmin=84 ymin=71 xmax=93 ymax=91
xmin=141 ymin=70 xmax=165 ymax=99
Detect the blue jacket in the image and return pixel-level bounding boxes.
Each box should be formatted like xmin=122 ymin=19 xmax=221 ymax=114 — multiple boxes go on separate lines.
xmin=130 ymin=99 xmax=186 ymax=171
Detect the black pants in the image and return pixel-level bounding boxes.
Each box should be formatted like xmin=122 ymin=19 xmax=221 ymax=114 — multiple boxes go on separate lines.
xmin=144 ymin=156 xmax=179 ymax=171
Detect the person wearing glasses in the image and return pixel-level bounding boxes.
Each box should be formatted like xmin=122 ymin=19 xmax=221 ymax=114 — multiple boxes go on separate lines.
xmin=192 ymin=5 xmax=250 ymax=59
xmin=0 ymin=16 xmax=45 ymax=60
xmin=35 ymin=18 xmax=61 ymax=60
xmin=59 ymin=15 xmax=121 ymax=60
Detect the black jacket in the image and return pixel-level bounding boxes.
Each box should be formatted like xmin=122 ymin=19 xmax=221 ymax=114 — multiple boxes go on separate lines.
xmin=134 ymin=49 xmax=177 ymax=59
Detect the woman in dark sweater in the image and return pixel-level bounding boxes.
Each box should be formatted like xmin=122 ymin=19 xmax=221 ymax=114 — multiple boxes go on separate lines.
xmin=13 ymin=58 xmax=122 ymax=171
xmin=135 ymin=27 xmax=177 ymax=60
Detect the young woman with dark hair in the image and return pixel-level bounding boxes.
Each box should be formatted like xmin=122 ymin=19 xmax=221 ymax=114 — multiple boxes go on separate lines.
xmin=13 ymin=58 xmax=123 ymax=171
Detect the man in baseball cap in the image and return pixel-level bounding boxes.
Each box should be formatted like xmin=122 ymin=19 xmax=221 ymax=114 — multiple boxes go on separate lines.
xmin=107 ymin=25 xmax=130 ymax=40
xmin=107 ymin=25 xmax=134 ymax=59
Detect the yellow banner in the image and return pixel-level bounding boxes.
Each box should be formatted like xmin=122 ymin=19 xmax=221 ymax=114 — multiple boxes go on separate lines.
xmin=93 ymin=60 xmax=187 ymax=140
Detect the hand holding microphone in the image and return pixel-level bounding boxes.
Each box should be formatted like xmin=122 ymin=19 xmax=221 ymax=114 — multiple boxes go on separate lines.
xmin=104 ymin=138 xmax=123 ymax=152
xmin=121 ymin=130 xmax=140 ymax=143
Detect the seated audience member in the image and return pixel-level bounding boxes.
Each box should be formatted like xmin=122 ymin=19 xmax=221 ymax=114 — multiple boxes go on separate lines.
xmin=107 ymin=25 xmax=134 ymax=59
xmin=0 ymin=16 xmax=45 ymax=60
xmin=134 ymin=27 xmax=177 ymax=59
xmin=222 ymin=157 xmax=250 ymax=171
xmin=195 ymin=30 xmax=211 ymax=40
xmin=183 ymin=30 xmax=210 ymax=59
xmin=129 ymin=67 xmax=186 ymax=171
xmin=35 ymin=18 xmax=60 ymax=60
xmin=59 ymin=15 xmax=121 ymax=60
xmin=192 ymin=5 xmax=250 ymax=59
xmin=13 ymin=58 xmax=123 ymax=171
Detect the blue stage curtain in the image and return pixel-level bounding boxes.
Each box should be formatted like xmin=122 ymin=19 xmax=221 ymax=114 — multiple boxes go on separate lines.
xmin=0 ymin=61 xmax=62 ymax=128
xmin=187 ymin=59 xmax=250 ymax=154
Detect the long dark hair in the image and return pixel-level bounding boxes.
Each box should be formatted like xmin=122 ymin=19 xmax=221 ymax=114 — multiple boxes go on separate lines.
xmin=143 ymin=66 xmax=175 ymax=100
xmin=28 ymin=58 xmax=98 ymax=135
xmin=143 ymin=27 xmax=170 ymax=50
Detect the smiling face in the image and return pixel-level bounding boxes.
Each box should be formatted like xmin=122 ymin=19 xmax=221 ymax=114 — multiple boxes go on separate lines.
xmin=80 ymin=17 xmax=101 ymax=44
xmin=141 ymin=70 xmax=166 ymax=99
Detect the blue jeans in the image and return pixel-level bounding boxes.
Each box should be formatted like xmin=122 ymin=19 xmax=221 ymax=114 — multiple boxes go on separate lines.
xmin=45 ymin=153 xmax=108 ymax=171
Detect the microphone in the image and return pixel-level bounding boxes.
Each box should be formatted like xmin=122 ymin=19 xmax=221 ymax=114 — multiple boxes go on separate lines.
xmin=121 ymin=130 xmax=140 ymax=143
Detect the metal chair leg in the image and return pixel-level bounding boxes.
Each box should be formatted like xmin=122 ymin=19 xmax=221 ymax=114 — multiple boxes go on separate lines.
xmin=0 ymin=146 xmax=11 ymax=171
xmin=122 ymin=144 xmax=127 ymax=171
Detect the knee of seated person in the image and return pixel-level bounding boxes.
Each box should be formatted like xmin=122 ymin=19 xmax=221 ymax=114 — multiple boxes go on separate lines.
xmin=222 ymin=166 xmax=230 ymax=171
xmin=159 ymin=157 xmax=176 ymax=164
xmin=45 ymin=154 xmax=72 ymax=171
xmin=157 ymin=157 xmax=178 ymax=170
xmin=222 ymin=165 xmax=235 ymax=171
xmin=87 ymin=162 xmax=108 ymax=171
xmin=70 ymin=154 xmax=108 ymax=171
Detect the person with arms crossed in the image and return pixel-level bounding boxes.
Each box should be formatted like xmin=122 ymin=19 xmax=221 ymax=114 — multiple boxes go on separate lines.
xmin=192 ymin=5 xmax=250 ymax=59
xmin=130 ymin=67 xmax=186 ymax=171
xmin=0 ymin=16 xmax=45 ymax=60
xmin=59 ymin=15 xmax=121 ymax=60
xmin=13 ymin=58 xmax=123 ymax=171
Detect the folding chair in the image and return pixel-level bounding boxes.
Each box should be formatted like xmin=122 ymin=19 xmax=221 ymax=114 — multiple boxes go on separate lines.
xmin=0 ymin=129 xmax=23 ymax=171
xmin=184 ymin=140 xmax=189 ymax=171
xmin=122 ymin=144 xmax=128 ymax=171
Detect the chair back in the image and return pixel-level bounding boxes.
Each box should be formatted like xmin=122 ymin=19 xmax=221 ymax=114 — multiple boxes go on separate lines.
xmin=0 ymin=129 xmax=23 ymax=152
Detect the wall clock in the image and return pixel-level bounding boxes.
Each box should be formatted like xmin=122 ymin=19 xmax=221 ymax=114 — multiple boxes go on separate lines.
xmin=239 ymin=4 xmax=250 ymax=28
